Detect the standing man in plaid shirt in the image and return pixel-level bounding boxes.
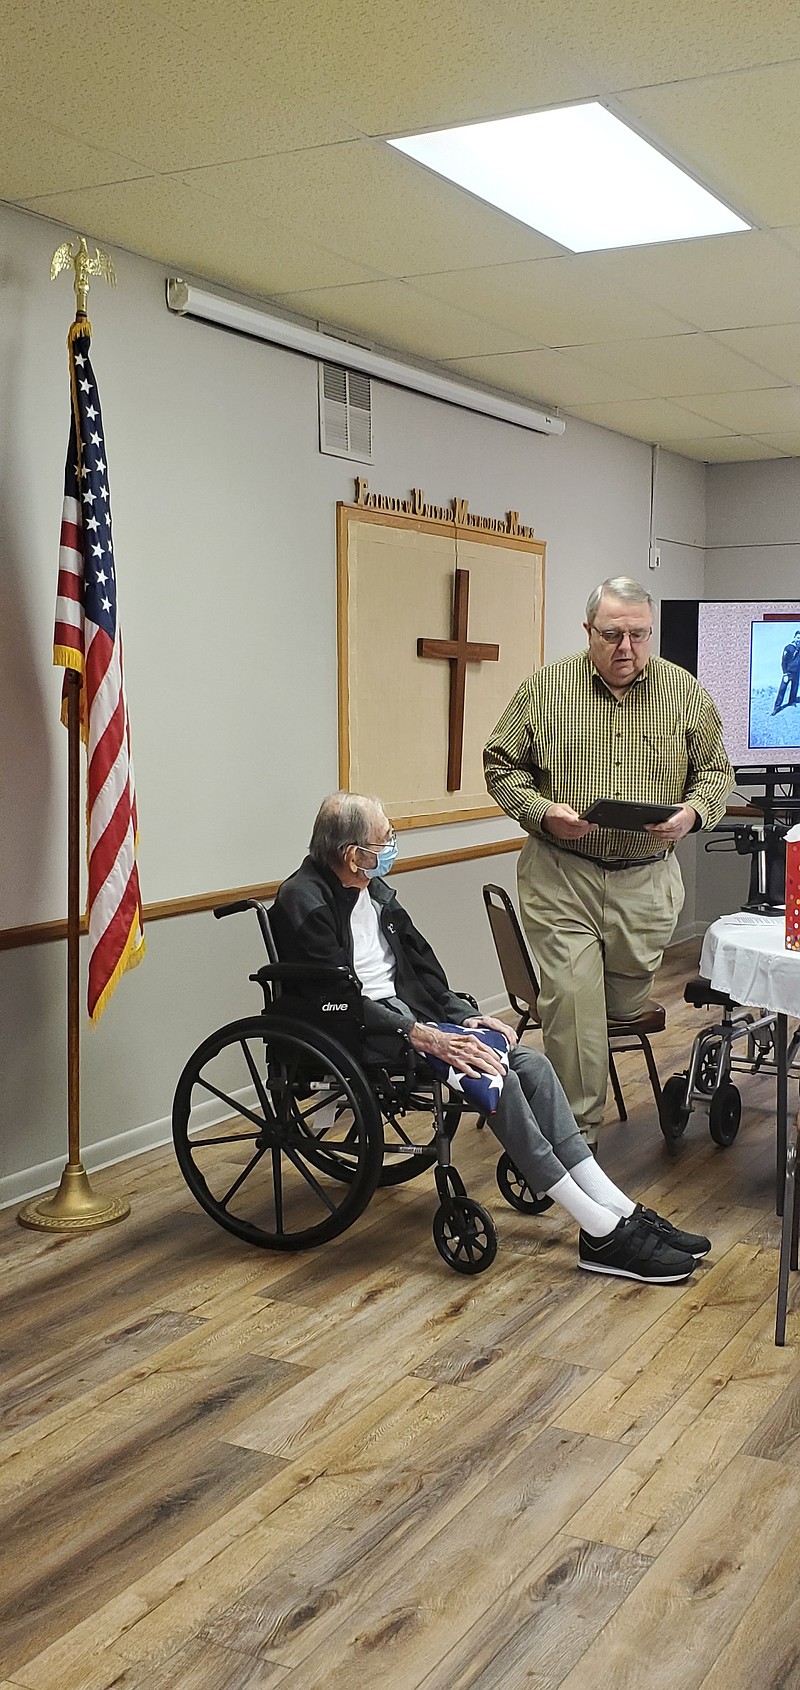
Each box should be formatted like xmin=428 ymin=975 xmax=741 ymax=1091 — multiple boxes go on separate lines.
xmin=484 ymin=577 xmax=733 ymax=1148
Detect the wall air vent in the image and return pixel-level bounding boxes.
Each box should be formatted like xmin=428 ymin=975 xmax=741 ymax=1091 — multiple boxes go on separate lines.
xmin=319 ymin=362 xmax=372 ymax=462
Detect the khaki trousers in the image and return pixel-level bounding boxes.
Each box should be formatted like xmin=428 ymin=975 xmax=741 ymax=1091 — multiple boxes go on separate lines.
xmin=517 ymin=836 xmax=685 ymax=1136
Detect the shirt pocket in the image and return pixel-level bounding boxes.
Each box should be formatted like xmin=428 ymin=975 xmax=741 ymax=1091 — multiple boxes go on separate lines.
xmin=641 ymin=731 xmax=685 ymax=783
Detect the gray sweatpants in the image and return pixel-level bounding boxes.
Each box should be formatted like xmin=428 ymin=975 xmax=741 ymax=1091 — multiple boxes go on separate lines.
xmin=489 ymin=1045 xmax=593 ymax=1192
xmin=369 ymin=996 xmax=591 ymax=1193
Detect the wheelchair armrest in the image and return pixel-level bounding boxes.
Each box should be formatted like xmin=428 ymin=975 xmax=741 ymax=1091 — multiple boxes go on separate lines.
xmin=249 ymin=962 xmax=358 ymax=987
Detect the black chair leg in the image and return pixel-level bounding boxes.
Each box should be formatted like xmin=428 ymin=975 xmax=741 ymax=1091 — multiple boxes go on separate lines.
xmin=608 ymin=1049 xmax=627 ymax=1121
xmin=639 ymin=1035 xmax=663 ymax=1112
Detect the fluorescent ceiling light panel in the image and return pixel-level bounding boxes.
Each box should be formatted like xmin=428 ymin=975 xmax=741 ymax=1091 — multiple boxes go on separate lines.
xmin=388 ymin=104 xmax=750 ymax=252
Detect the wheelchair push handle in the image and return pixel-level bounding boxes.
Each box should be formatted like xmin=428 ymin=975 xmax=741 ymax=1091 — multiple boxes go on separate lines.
xmin=213 ymin=897 xmax=277 ymax=960
xmin=213 ymin=898 xmax=267 ymax=918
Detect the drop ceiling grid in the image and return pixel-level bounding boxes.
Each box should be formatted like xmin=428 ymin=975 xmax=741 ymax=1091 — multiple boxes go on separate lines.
xmin=5 ymin=0 xmax=800 ymax=455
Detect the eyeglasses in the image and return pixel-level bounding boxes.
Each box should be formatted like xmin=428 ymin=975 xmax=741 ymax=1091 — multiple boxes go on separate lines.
xmin=591 ymin=625 xmax=652 ymax=647
xmin=352 ymin=828 xmax=397 ymax=853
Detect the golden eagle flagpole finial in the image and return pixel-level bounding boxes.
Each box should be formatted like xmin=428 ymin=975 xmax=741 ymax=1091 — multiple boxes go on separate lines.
xmin=51 ymin=235 xmax=116 ymax=316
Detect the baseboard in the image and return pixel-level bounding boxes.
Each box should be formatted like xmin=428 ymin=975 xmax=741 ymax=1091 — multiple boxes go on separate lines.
xmin=479 ymin=991 xmax=511 ymax=1017
xmin=0 ymin=1086 xmax=257 ymax=1211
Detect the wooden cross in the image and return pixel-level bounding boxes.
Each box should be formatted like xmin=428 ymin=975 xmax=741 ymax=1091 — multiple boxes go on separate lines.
xmin=417 ymin=568 xmax=500 ymax=791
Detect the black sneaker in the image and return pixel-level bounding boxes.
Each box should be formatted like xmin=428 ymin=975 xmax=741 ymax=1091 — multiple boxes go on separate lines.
xmin=578 ymin=1213 xmax=696 ymax=1283
xmin=634 ymin=1204 xmax=711 ymax=1259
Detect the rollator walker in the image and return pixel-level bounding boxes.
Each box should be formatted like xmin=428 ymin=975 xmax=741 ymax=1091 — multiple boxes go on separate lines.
xmin=659 ymin=789 xmax=800 ymax=1148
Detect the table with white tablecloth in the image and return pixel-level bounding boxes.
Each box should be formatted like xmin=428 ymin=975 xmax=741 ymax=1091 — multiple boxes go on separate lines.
xmin=700 ymin=913 xmax=800 ymax=1343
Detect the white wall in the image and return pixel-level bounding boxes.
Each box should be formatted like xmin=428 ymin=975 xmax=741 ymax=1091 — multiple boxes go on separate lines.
xmin=0 ymin=200 xmax=708 ymax=1198
xmin=695 ymin=456 xmax=800 ymax=929
xmin=706 ymin=459 xmax=800 ymax=600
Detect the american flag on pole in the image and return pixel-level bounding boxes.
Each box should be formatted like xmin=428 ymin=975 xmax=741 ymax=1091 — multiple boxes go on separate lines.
xmin=53 ymin=321 xmax=145 ymax=1020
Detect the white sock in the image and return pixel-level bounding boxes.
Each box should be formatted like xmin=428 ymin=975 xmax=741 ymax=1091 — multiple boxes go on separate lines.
xmin=546 ymin=1174 xmax=621 ymax=1239
xmin=570 ymin=1158 xmax=636 ymax=1218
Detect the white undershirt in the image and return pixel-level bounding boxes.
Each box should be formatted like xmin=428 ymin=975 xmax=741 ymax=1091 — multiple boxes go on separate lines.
xmin=350 ymin=888 xmax=397 ymax=1000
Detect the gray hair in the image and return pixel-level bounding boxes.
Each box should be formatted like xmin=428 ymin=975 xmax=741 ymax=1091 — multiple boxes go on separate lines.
xmin=309 ymin=792 xmax=385 ymax=867
xmin=585 ymin=577 xmax=654 ymax=625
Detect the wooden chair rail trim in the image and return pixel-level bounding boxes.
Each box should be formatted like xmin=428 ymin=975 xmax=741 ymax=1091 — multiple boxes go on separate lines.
xmin=0 ymin=837 xmax=525 ymax=952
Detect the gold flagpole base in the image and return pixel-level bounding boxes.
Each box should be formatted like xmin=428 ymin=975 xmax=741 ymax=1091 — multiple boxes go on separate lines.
xmin=17 ymin=1162 xmax=130 ymax=1232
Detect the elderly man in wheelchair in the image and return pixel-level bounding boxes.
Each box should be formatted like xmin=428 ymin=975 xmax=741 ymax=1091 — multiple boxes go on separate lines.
xmin=172 ymin=793 xmax=710 ymax=1281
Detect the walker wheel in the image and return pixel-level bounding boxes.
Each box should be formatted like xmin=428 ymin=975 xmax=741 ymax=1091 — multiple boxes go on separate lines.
xmin=432 ymin=1198 xmax=497 ymax=1274
xmin=697 ymin=1044 xmax=721 ymax=1095
xmin=709 ymin=1082 xmax=741 ymax=1147
xmin=659 ymin=1074 xmax=691 ymax=1142
xmin=496 ymin=1152 xmax=553 ymax=1214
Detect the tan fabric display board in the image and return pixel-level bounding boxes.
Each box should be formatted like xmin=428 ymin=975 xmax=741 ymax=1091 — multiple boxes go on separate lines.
xmin=337 ymin=492 xmax=545 ymax=827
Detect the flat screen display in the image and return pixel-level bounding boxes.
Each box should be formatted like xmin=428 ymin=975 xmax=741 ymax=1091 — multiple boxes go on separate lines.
xmin=691 ymin=601 xmax=800 ymax=766
xmin=748 ymin=621 xmax=800 ymax=753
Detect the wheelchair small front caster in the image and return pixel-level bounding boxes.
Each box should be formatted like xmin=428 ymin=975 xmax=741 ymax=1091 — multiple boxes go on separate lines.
xmin=659 ymin=1074 xmax=692 ymax=1142
xmin=496 ymin=1152 xmax=553 ymax=1214
xmin=709 ymin=1082 xmax=741 ymax=1147
xmin=432 ymin=1198 xmax=497 ymax=1274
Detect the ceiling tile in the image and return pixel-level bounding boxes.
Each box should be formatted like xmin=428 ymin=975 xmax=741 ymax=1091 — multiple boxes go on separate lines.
xmin=678 ymin=386 xmax=800 ymax=432
xmin=662 ymin=435 xmax=788 ymax=462
xmin=409 ymin=258 xmax=694 ymax=347
xmin=271 ymin=278 xmax=528 ymax=360
xmin=0 ymin=0 xmax=361 ymax=171
xmin=548 ymin=0 xmax=800 ymax=88
xmin=566 ymin=397 xmax=736 ymax=442
xmin=750 ymin=431 xmax=800 ymax=454
xmin=182 ymin=140 xmax=560 ymax=281
xmin=617 ymin=63 xmax=800 ymax=228
xmin=710 ymin=325 xmax=800 ymax=385
xmin=135 ymin=0 xmax=599 ymax=140
xmin=587 ymin=232 xmax=800 ymax=332
xmin=570 ymin=332 xmax=784 ymax=396
xmin=444 ymin=348 xmax=649 ymax=407
xmin=132 ymin=0 xmax=800 ymax=131
xmin=0 ymin=101 xmax=144 ymax=201
xmin=775 ymin=226 xmax=800 ymax=256
xmin=20 ymin=177 xmax=385 ymax=297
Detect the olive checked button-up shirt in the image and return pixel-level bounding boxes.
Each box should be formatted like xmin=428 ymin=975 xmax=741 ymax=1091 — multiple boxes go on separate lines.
xmin=484 ymin=650 xmax=734 ymax=863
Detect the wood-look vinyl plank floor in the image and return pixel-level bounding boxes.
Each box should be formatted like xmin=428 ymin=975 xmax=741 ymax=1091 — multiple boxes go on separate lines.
xmin=3 ymin=938 xmax=800 ymax=1689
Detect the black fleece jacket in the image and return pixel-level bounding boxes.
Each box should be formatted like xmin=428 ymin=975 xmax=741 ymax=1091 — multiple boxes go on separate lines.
xmin=270 ymin=855 xmax=474 ymax=1037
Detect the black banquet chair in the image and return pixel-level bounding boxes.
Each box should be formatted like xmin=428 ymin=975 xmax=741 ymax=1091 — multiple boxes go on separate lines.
xmin=481 ymin=883 xmax=666 ymax=1126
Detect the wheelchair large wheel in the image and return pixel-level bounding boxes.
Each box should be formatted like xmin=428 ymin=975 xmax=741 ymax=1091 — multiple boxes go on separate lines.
xmin=496 ymin=1151 xmax=553 ymax=1214
xmin=311 ymin=1084 xmax=463 ymax=1188
xmin=172 ymin=1016 xmax=384 ymax=1249
xmin=376 ymin=1098 xmax=462 ymax=1186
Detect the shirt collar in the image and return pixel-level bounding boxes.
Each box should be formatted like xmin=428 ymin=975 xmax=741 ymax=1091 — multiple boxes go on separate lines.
xmin=584 ymin=648 xmax=651 ymax=696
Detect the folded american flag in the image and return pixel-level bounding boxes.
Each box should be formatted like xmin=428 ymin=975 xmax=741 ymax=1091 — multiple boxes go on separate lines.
xmin=426 ymin=1024 xmax=510 ymax=1115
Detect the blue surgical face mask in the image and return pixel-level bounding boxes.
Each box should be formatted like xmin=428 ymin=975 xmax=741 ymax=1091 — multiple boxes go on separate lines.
xmin=363 ymin=840 xmax=399 ymax=879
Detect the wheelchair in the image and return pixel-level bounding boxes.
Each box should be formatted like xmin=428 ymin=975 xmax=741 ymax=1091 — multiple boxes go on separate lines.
xmin=172 ymin=898 xmax=546 ymax=1274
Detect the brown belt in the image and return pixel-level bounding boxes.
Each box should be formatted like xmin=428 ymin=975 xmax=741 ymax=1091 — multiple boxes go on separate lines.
xmin=570 ymin=851 xmax=669 ymax=872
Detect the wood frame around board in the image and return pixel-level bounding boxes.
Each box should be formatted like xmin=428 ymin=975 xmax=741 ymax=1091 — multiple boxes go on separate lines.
xmin=336 ymin=498 xmax=545 ymax=829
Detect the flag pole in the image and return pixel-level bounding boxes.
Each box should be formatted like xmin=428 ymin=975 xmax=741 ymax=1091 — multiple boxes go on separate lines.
xmin=18 ymin=250 xmax=130 ymax=1232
